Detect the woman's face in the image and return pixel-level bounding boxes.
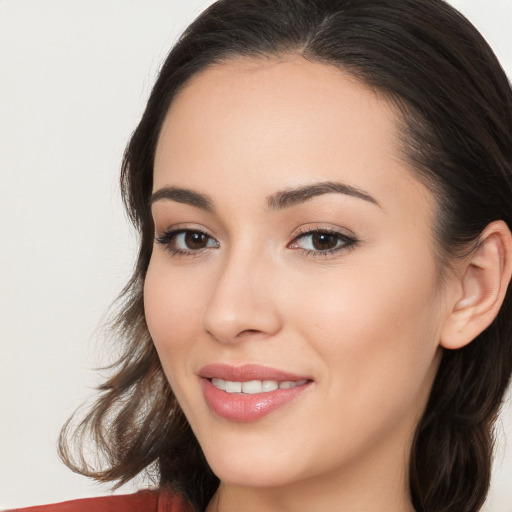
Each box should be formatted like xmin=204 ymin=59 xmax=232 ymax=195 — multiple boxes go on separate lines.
xmin=145 ymin=56 xmax=448 ymax=493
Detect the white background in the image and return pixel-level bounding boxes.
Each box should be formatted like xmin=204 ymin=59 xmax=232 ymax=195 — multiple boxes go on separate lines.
xmin=1 ymin=0 xmax=511 ymax=509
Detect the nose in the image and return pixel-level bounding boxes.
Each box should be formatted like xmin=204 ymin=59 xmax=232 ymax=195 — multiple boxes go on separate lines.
xmin=201 ymin=247 xmax=282 ymax=344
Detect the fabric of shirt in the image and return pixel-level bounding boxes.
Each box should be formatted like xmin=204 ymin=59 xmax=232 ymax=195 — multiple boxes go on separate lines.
xmin=6 ymin=489 xmax=192 ymax=512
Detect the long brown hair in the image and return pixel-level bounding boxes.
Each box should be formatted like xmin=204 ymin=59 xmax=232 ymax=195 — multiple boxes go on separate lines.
xmin=59 ymin=1 xmax=512 ymax=511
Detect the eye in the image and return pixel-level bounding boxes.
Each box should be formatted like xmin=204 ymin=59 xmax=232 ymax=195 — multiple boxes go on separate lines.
xmin=288 ymin=228 xmax=357 ymax=256
xmin=155 ymin=228 xmax=220 ymax=256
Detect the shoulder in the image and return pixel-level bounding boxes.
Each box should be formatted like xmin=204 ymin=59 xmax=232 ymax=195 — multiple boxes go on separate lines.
xmin=6 ymin=489 xmax=192 ymax=512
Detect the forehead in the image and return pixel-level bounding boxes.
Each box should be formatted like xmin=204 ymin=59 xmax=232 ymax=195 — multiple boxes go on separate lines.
xmin=154 ymin=55 xmax=433 ymax=218
xmin=157 ymin=56 xmax=397 ymax=168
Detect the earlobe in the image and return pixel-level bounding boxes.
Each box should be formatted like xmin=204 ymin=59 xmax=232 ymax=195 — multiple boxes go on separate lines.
xmin=440 ymin=220 xmax=512 ymax=350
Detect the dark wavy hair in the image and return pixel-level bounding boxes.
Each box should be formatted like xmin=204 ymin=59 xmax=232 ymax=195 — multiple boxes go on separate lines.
xmin=59 ymin=1 xmax=512 ymax=511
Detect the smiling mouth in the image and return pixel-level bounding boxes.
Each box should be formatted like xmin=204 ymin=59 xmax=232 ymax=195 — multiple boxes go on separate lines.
xmin=202 ymin=378 xmax=312 ymax=422
xmin=210 ymin=378 xmax=309 ymax=394
xmin=198 ymin=363 xmax=313 ymax=421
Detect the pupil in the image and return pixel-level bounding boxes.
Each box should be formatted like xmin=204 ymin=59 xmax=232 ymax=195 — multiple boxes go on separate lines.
xmin=312 ymin=233 xmax=337 ymax=250
xmin=185 ymin=232 xmax=207 ymax=249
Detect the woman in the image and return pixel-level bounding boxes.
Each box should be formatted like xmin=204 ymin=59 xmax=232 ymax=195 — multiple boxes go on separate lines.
xmin=11 ymin=0 xmax=512 ymax=511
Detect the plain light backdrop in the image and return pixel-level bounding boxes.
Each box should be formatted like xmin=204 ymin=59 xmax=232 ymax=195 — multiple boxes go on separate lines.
xmin=1 ymin=0 xmax=511 ymax=509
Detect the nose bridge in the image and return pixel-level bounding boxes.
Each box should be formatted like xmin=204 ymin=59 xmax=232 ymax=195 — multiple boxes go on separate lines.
xmin=202 ymin=238 xmax=281 ymax=343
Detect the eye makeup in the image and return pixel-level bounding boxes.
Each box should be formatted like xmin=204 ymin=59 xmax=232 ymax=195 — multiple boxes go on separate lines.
xmin=155 ymin=224 xmax=359 ymax=259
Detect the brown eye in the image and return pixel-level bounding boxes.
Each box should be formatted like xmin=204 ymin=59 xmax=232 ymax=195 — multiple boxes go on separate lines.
xmin=311 ymin=233 xmax=339 ymax=251
xmin=155 ymin=229 xmax=220 ymax=255
xmin=184 ymin=231 xmax=209 ymax=250
xmin=289 ymin=229 xmax=357 ymax=255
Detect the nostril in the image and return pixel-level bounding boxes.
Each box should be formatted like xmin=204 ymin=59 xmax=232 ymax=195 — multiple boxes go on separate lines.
xmin=235 ymin=328 xmax=266 ymax=339
xmin=202 ymin=288 xmax=282 ymax=343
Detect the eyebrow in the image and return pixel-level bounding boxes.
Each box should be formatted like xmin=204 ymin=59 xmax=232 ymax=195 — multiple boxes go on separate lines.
xmin=266 ymin=181 xmax=381 ymax=210
xmin=149 ymin=180 xmax=380 ymax=212
xmin=149 ymin=186 xmax=214 ymax=212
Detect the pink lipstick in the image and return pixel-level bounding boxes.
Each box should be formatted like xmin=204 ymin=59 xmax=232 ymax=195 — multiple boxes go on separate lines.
xmin=199 ymin=364 xmax=312 ymax=422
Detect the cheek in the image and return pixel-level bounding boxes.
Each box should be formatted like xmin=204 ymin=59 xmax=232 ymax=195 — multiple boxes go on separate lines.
xmin=282 ymin=257 xmax=443 ymax=470
xmin=289 ymin=248 xmax=442 ymax=402
xmin=143 ymin=255 xmax=205 ymax=370
xmin=143 ymin=257 xmax=211 ymax=421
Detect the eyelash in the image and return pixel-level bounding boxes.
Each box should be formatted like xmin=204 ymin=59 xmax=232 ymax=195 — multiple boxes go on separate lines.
xmin=289 ymin=227 xmax=358 ymax=257
xmin=154 ymin=227 xmax=358 ymax=258
xmin=155 ymin=228 xmax=219 ymax=258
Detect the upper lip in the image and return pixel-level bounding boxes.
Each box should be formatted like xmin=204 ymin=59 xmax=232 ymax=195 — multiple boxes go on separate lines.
xmin=198 ymin=363 xmax=311 ymax=382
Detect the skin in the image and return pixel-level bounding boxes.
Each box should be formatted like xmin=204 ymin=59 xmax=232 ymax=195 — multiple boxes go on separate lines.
xmin=145 ymin=56 xmax=455 ymax=512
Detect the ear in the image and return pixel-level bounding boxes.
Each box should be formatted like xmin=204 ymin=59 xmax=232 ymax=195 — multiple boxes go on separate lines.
xmin=440 ymin=220 xmax=512 ymax=350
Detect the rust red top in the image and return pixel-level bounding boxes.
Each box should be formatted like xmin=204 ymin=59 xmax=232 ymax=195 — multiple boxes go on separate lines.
xmin=7 ymin=489 xmax=193 ymax=512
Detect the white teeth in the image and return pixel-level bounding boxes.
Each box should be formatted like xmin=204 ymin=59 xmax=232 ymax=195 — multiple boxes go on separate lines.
xmin=262 ymin=380 xmax=279 ymax=392
xmin=211 ymin=377 xmax=226 ymax=390
xmin=241 ymin=380 xmax=262 ymax=394
xmin=211 ymin=378 xmax=307 ymax=393
xmin=225 ymin=381 xmax=242 ymax=393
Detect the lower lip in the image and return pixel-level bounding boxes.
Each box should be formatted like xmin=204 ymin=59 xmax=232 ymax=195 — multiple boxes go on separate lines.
xmin=201 ymin=379 xmax=311 ymax=423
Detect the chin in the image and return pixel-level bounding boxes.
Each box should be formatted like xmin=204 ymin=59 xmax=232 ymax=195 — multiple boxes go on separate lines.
xmin=210 ymin=460 xmax=299 ymax=489
xmin=201 ymin=437 xmax=307 ymax=489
